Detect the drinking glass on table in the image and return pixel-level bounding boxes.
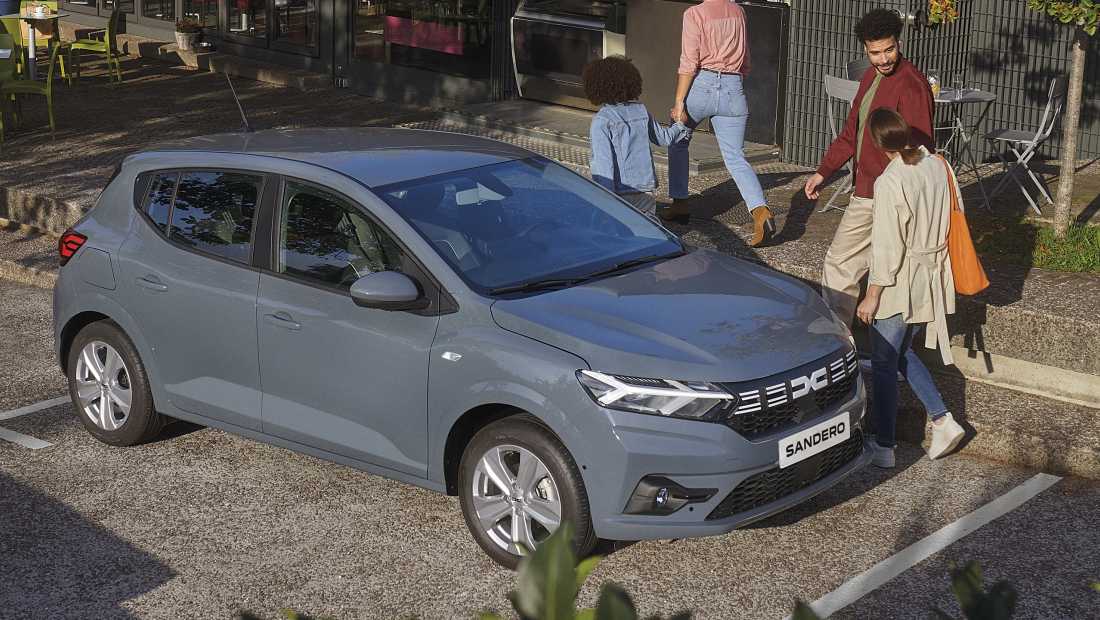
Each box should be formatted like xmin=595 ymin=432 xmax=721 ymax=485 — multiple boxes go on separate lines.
xmin=927 ymin=70 xmax=941 ymax=98
xmin=952 ymin=73 xmax=965 ymax=101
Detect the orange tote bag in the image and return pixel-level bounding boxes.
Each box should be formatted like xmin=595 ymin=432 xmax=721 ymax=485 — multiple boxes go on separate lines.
xmin=938 ymin=155 xmax=990 ymax=295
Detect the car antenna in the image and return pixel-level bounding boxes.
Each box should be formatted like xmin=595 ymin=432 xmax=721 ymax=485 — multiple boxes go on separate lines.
xmin=225 ymin=73 xmax=254 ymax=134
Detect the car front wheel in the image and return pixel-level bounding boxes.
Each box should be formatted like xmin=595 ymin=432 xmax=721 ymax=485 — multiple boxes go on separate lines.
xmin=458 ymin=415 xmax=597 ymax=569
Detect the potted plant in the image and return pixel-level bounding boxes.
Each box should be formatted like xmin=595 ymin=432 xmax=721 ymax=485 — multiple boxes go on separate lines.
xmin=174 ymin=18 xmax=202 ymax=52
xmin=927 ymin=0 xmax=960 ymax=25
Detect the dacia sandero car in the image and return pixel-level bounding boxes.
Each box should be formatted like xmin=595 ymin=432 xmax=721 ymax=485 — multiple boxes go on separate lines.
xmin=53 ymin=128 xmax=871 ymax=568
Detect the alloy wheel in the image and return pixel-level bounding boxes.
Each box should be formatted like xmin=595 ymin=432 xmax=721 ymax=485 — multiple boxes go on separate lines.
xmin=74 ymin=340 xmax=132 ymax=432
xmin=471 ymin=444 xmax=562 ymax=556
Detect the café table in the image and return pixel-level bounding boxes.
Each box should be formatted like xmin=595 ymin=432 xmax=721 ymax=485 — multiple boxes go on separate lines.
xmin=0 ymin=11 xmax=69 ymax=80
xmin=935 ymin=87 xmax=997 ymax=211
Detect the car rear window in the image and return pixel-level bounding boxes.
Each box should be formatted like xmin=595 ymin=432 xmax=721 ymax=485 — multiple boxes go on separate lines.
xmin=139 ymin=170 xmax=263 ymax=265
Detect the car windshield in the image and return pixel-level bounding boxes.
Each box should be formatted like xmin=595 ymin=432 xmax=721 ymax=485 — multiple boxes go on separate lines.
xmin=375 ymin=158 xmax=683 ymax=294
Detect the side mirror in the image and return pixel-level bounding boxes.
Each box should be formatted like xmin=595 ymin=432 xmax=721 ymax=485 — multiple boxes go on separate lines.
xmin=349 ymin=271 xmax=429 ymax=311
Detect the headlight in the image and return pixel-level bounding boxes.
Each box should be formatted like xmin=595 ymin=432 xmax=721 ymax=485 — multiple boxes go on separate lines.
xmin=576 ymin=370 xmax=734 ymax=419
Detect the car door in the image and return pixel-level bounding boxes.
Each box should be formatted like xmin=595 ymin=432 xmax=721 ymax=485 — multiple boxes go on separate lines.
xmin=256 ymin=178 xmax=440 ymax=477
xmin=116 ymin=169 xmax=268 ymax=431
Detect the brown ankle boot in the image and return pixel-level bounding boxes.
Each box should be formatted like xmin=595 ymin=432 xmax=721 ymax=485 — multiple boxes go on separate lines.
xmin=658 ymin=198 xmax=691 ymax=224
xmin=749 ymin=206 xmax=776 ymax=247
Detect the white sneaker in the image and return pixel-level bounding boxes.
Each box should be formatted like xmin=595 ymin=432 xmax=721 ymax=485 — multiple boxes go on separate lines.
xmin=928 ymin=412 xmax=965 ymax=459
xmin=870 ymin=443 xmax=896 ymax=468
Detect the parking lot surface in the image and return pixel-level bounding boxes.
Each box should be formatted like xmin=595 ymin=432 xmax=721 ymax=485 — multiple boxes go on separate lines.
xmin=2 ymin=279 xmax=1098 ymax=619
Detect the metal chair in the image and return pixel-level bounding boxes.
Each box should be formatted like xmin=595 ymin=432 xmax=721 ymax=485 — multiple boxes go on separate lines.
xmin=847 ymin=57 xmax=871 ymax=81
xmin=985 ymin=77 xmax=1063 ymax=215
xmin=0 ymin=32 xmax=17 ymax=143
xmin=820 ymin=74 xmax=861 ymax=213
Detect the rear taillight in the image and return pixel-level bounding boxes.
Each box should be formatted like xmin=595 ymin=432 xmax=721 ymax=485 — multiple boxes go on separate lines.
xmin=58 ymin=230 xmax=87 ymax=266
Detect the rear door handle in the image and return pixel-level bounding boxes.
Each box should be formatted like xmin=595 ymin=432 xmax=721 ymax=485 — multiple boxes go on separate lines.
xmin=135 ymin=275 xmax=167 ymax=292
xmin=264 ymin=312 xmax=301 ymax=331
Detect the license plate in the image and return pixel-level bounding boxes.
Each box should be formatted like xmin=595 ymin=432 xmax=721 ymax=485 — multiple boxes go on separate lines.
xmin=778 ymin=412 xmax=850 ymax=469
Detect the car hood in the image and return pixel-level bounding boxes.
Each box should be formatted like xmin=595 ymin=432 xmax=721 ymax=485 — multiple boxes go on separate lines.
xmin=490 ymin=249 xmax=851 ymax=382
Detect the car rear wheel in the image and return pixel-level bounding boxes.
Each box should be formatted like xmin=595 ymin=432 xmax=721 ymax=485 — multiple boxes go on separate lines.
xmin=458 ymin=415 xmax=597 ymax=569
xmin=67 ymin=321 xmax=164 ymax=446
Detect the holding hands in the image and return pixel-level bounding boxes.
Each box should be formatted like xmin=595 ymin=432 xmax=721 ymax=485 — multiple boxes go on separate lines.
xmin=669 ymin=102 xmax=689 ymax=125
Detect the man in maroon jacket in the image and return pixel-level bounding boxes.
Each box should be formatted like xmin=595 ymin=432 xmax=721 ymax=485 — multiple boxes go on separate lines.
xmin=803 ymin=9 xmax=934 ymax=326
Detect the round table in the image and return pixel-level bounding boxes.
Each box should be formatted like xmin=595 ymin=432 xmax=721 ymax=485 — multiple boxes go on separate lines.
xmin=0 ymin=12 xmax=70 ymax=80
xmin=934 ymin=88 xmax=997 ymax=210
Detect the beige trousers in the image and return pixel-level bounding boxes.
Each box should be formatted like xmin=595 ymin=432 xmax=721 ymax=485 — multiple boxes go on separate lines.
xmin=821 ymin=196 xmax=874 ymax=325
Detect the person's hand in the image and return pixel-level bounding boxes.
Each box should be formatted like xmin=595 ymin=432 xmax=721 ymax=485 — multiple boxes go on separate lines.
xmin=856 ymin=295 xmax=880 ymax=325
xmin=804 ymin=173 xmax=826 ymax=200
xmin=670 ymin=101 xmax=686 ymax=125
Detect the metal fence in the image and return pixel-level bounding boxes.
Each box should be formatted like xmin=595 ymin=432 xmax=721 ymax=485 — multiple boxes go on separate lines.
xmin=782 ymin=0 xmax=1100 ymax=167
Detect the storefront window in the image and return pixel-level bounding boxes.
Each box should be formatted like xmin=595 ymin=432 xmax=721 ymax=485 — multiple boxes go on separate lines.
xmin=356 ymin=0 xmax=491 ymax=79
xmin=142 ymin=0 xmax=174 ymax=20
xmin=183 ymin=0 xmax=218 ymax=30
xmin=64 ymin=0 xmax=96 ymax=9
xmin=274 ymin=0 xmax=317 ymax=48
xmin=101 ymin=0 xmax=134 ymax=14
xmin=228 ymin=0 xmax=267 ymax=38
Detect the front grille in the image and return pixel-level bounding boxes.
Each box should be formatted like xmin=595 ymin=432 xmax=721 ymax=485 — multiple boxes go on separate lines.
xmin=705 ymin=430 xmax=864 ymax=521
xmin=720 ymin=350 xmax=857 ymax=439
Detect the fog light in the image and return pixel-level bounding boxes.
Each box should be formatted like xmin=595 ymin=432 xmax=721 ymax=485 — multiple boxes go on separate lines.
xmin=624 ymin=476 xmax=717 ymax=516
xmin=655 ymin=487 xmax=670 ymax=507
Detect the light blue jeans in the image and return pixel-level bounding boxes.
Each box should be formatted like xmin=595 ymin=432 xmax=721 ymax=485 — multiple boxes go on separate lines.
xmin=668 ymin=71 xmax=767 ymax=212
xmin=871 ymin=313 xmax=949 ymax=448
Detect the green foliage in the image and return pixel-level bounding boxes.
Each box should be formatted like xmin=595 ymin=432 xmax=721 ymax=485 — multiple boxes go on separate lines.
xmin=1027 ymin=0 xmax=1099 ymax=35
xmin=1091 ymin=581 xmax=1100 ymax=593
xmin=480 ymin=524 xmax=690 ymax=620
xmin=790 ymin=601 xmax=823 ymax=620
xmin=928 ymin=0 xmax=960 ymax=25
xmin=932 ymin=561 xmax=1018 ymax=620
xmin=969 ymin=213 xmax=1100 ymax=273
xmin=238 ymin=610 xmax=335 ymax=620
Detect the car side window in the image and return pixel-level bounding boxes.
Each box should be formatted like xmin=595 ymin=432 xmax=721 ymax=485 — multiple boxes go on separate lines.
xmin=144 ymin=172 xmax=178 ymax=235
xmin=278 ymin=181 xmax=405 ymax=289
xmin=168 ymin=171 xmax=262 ymax=264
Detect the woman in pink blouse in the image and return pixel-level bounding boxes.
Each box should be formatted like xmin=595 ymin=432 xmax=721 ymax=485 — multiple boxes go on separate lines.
xmin=664 ymin=0 xmax=774 ymax=248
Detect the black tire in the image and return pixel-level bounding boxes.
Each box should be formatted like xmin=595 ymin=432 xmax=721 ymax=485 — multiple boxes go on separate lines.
xmin=66 ymin=320 xmax=164 ymax=446
xmin=458 ymin=414 xmax=598 ymax=569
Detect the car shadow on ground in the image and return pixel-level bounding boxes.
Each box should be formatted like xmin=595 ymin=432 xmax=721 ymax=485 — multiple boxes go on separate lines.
xmin=0 ymin=471 xmax=175 ymax=617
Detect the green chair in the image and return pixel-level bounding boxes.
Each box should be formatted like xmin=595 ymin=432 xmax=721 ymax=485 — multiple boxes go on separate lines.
xmin=17 ymin=1 xmax=68 ymax=82
xmin=68 ymin=8 xmax=121 ymax=84
xmin=1 ymin=40 xmax=62 ymax=137
xmin=0 ymin=17 xmax=24 ymax=77
xmin=0 ymin=32 xmax=18 ymax=142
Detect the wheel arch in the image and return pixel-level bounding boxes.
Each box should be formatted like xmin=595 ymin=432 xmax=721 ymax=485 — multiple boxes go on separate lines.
xmin=59 ymin=311 xmax=113 ymax=374
xmin=442 ymin=404 xmax=559 ymax=496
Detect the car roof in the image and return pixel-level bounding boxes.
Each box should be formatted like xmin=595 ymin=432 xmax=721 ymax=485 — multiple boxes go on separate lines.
xmin=134 ymin=127 xmax=535 ymax=188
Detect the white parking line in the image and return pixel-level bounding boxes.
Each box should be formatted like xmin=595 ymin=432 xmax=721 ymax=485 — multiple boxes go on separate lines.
xmin=0 ymin=396 xmax=70 ymax=421
xmin=0 ymin=396 xmax=68 ymax=449
xmin=0 ymin=427 xmax=53 ymax=449
xmin=787 ymin=472 xmax=1063 ymax=619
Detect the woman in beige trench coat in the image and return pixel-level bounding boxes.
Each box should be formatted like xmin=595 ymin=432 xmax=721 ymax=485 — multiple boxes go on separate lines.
xmin=855 ymin=108 xmax=966 ymax=469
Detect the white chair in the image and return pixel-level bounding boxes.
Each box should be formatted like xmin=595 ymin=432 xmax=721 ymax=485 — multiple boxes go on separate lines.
xmin=820 ymin=74 xmax=861 ymax=213
xmin=986 ymin=77 xmax=1063 ymax=215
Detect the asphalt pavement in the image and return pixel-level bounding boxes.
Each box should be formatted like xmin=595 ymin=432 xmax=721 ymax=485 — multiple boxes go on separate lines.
xmin=1 ymin=278 xmax=1098 ymax=619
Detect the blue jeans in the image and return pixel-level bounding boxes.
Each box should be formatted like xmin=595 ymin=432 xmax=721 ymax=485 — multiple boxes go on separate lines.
xmin=668 ymin=72 xmax=767 ymax=212
xmin=871 ymin=313 xmax=949 ymax=448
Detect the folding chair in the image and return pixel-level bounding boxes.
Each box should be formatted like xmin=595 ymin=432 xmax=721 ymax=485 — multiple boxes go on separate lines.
xmin=820 ymin=74 xmax=860 ymax=213
xmin=985 ymin=77 xmax=1063 ymax=215
xmin=846 ymin=57 xmax=871 ymax=81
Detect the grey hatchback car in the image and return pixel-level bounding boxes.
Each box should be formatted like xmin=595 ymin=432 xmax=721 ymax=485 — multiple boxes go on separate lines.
xmin=54 ymin=128 xmax=870 ymax=568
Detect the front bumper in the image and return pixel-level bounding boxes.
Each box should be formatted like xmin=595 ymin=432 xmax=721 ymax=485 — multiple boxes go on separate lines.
xmin=579 ymin=377 xmax=870 ymax=541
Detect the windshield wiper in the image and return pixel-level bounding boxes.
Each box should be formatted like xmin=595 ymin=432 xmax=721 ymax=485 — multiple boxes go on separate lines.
xmin=489 ymin=278 xmax=588 ymax=296
xmin=581 ymin=250 xmax=687 ymax=281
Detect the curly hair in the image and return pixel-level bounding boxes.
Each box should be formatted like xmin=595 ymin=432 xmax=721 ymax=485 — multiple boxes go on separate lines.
xmin=582 ymin=56 xmax=643 ymax=107
xmin=855 ymin=8 xmax=903 ymax=43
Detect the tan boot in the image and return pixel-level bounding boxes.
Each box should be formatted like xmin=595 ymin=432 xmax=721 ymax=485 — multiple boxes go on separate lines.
xmin=658 ymin=198 xmax=691 ymax=224
xmin=749 ymin=206 xmax=776 ymax=247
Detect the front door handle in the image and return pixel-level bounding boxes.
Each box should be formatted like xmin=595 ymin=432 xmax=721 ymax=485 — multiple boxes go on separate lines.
xmin=264 ymin=312 xmax=301 ymax=331
xmin=135 ymin=275 xmax=168 ymax=292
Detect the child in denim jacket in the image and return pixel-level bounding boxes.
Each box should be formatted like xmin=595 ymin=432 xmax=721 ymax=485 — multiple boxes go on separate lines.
xmin=583 ymin=56 xmax=688 ymax=219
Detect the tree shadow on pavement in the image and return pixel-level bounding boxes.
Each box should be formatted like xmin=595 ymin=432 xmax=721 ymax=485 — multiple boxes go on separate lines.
xmin=0 ymin=471 xmax=174 ymax=617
